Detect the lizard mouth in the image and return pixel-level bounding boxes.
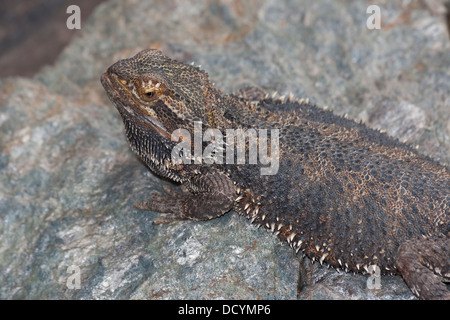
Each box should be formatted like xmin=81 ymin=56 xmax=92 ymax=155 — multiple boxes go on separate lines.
xmin=101 ymin=72 xmax=171 ymax=140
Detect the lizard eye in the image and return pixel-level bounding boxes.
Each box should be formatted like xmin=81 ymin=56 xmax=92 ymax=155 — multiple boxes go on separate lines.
xmin=141 ymin=90 xmax=158 ymax=102
xmin=140 ymin=81 xmax=164 ymax=102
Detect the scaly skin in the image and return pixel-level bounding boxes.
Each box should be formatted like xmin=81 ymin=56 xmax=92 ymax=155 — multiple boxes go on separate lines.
xmin=101 ymin=49 xmax=449 ymax=299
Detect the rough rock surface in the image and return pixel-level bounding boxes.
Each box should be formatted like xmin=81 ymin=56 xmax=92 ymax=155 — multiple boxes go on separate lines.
xmin=0 ymin=0 xmax=449 ymax=299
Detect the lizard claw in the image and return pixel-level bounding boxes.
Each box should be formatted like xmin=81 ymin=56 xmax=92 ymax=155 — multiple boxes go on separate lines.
xmin=134 ymin=191 xmax=188 ymax=224
xmin=134 ymin=192 xmax=182 ymax=213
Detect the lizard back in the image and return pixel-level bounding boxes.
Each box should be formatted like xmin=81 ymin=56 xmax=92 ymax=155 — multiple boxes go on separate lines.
xmin=226 ymin=97 xmax=449 ymax=274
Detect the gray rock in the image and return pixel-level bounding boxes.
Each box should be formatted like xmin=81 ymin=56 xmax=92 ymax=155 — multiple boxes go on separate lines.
xmin=1 ymin=0 xmax=449 ymax=299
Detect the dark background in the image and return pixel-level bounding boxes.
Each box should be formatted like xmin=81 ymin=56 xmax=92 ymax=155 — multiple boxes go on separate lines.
xmin=1 ymin=1 xmax=448 ymax=78
xmin=0 ymin=0 xmax=106 ymax=77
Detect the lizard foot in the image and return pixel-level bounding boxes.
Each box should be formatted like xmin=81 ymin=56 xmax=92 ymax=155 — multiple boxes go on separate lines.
xmin=135 ymin=170 xmax=236 ymax=225
xmin=134 ymin=191 xmax=188 ymax=224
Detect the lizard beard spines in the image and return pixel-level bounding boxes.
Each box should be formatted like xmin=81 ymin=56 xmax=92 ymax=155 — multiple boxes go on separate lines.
xmin=123 ymin=119 xmax=184 ymax=183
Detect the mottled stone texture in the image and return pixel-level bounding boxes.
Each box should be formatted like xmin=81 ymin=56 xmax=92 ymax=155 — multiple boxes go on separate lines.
xmin=0 ymin=0 xmax=449 ymax=299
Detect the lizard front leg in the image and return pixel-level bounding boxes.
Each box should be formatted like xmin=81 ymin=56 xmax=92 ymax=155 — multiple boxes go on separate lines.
xmin=135 ymin=170 xmax=236 ymax=224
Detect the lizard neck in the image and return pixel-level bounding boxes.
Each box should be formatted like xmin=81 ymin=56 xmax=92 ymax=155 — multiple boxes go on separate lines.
xmin=201 ymin=85 xmax=234 ymax=130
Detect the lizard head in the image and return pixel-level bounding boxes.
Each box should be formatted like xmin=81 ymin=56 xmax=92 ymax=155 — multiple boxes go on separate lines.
xmin=101 ymin=49 xmax=222 ymax=140
xmin=101 ymin=49 xmax=228 ymax=181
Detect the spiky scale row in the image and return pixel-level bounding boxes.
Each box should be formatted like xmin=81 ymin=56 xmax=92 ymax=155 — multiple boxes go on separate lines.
xmin=234 ymin=187 xmax=381 ymax=275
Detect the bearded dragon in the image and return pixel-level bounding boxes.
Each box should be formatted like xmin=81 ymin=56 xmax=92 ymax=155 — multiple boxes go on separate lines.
xmin=101 ymin=49 xmax=449 ymax=300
